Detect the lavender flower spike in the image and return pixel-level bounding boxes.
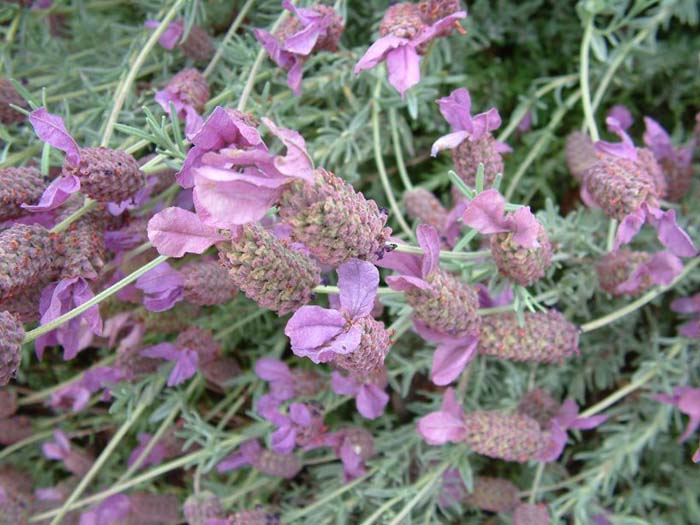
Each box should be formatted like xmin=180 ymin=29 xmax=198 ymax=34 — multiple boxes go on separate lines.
xmin=354 ymin=6 xmax=466 ymax=96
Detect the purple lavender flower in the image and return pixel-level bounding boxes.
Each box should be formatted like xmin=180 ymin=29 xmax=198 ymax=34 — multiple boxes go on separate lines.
xmin=285 ymin=259 xmax=390 ymax=365
xmin=331 ymin=369 xmax=389 ymax=420
xmin=538 ymin=399 xmax=607 ymax=462
xmin=254 ymin=357 xmax=323 ymax=400
xmin=155 ymin=68 xmax=209 ymax=137
xmin=643 ymin=116 xmax=695 ymax=201
xmin=78 ymin=494 xmax=131 ymax=525
xmin=654 ymin=387 xmax=700 ymax=443
xmin=135 ymin=261 xmax=185 ymax=312
xmin=253 ymin=1 xmax=344 ymax=96
xmin=671 ymin=293 xmax=700 ymax=338
xmin=266 ymin=401 xmax=326 ymax=454
xmin=354 ymin=7 xmax=466 ymax=96
xmin=42 ymin=430 xmax=93 ymax=476
xmin=430 ymin=88 xmax=502 ymax=156
xmin=51 ymin=366 xmax=131 ymax=412
xmin=417 ymin=388 xmax=468 ymax=445
xmin=217 ymin=439 xmax=301 ymax=479
xmin=35 ymin=277 xmax=102 ymax=361
xmin=147 ymin=206 xmax=226 ymax=258
xmin=145 ymin=19 xmax=214 ymax=62
xmin=323 ymin=427 xmax=375 ymax=481
xmin=582 ymin=117 xmax=696 ymax=257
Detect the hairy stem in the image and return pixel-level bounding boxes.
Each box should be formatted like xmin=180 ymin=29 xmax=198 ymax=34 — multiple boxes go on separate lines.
xmin=389 ymin=107 xmax=414 ymax=191
xmin=579 ymin=18 xmax=600 ymax=142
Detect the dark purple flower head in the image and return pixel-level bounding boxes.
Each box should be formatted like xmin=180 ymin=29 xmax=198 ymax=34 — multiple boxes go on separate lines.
xmin=461 ymin=189 xmax=541 ymax=249
xmin=285 ymin=259 xmax=381 ymax=364
xmin=431 ymin=88 xmax=502 ymax=156
xmin=607 ymin=105 xmax=633 ymax=131
xmin=254 ymin=2 xmax=343 ymax=96
xmin=140 ymin=333 xmax=206 ymax=387
xmin=538 ymin=399 xmax=607 ymax=462
xmin=267 ymin=401 xmax=326 ymax=454
xmin=36 ymin=277 xmax=102 ymax=361
xmin=135 ymin=261 xmax=185 ymax=312
xmin=354 ymin=9 xmax=466 ymax=96
xmin=331 ymin=369 xmax=389 ymax=419
xmin=671 ymin=293 xmax=700 ymax=338
xmin=654 ymin=387 xmax=700 ymax=443
xmin=417 ymin=388 xmax=467 ymax=445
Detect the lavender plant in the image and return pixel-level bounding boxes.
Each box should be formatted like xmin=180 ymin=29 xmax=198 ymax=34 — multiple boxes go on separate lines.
xmin=1 ymin=0 xmax=700 ymax=524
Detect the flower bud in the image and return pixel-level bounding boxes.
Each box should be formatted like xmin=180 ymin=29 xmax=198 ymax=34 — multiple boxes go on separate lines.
xmin=332 ymin=317 xmax=391 ymax=377
xmin=564 ymin=131 xmax=596 ymax=181
xmin=181 ymin=261 xmax=237 ymax=306
xmin=451 ymin=133 xmax=504 ymax=190
xmin=596 ymin=249 xmax=651 ymax=296
xmin=0 ymin=311 xmax=24 ymax=385
xmin=278 ymin=169 xmax=391 ymax=266
xmin=253 ymin=449 xmax=302 ymax=479
xmin=0 ymin=167 xmax=46 ymax=221
xmin=0 ymin=416 xmax=33 ymax=445
xmin=380 ymin=3 xmax=426 ymax=40
xmin=0 ymin=78 xmax=28 ymax=125
xmin=490 ymin=224 xmax=553 ymax=286
xmin=62 ymin=148 xmax=145 ymax=203
xmin=462 ymin=410 xmax=548 ymax=462
xmin=465 ymin=476 xmax=520 ymax=513
xmin=166 ymin=68 xmax=209 ymax=113
xmin=229 ymin=507 xmax=281 ymax=525
xmin=403 ymin=188 xmax=449 ymax=231
xmin=513 ymin=503 xmax=550 ymax=525
xmin=517 ymin=388 xmax=560 ymax=428
xmin=479 ymin=310 xmax=579 ymax=364
xmin=219 ymin=224 xmax=321 ymax=315
xmin=184 ymin=491 xmax=224 ymax=525
xmin=180 ymin=24 xmax=215 ymax=62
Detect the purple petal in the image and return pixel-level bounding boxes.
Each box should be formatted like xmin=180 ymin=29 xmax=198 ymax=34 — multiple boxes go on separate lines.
xmin=678 ymin=389 xmax=700 ymax=418
xmin=386 ymin=45 xmax=421 ymax=97
xmin=461 ymin=189 xmax=508 ymax=234
xmin=145 ymin=20 xmax=184 ymax=50
xmin=374 ymin=243 xmax=422 ymax=277
xmin=254 ymin=358 xmax=292 ymax=382
xmin=257 ymin=394 xmax=287 ymax=425
xmin=140 ymin=342 xmax=180 ymax=361
xmin=595 ymin=117 xmax=637 ymax=161
xmin=618 ymin=251 xmax=683 ymax=294
xmin=339 ymin=443 xmax=365 ymax=480
xmin=29 ymin=108 xmax=80 ymax=165
xmin=441 ymin=388 xmax=463 ymax=419
xmin=413 ymin=319 xmax=460 ymax=344
xmin=354 ymin=35 xmax=407 ymax=74
xmin=436 ymin=88 xmax=473 ymax=132
xmin=147 ymin=206 xmax=226 ymax=257
xmin=671 ymin=294 xmax=700 ymax=314
xmin=569 ymin=414 xmax=608 ymax=430
xmin=417 ymin=224 xmax=441 ymax=278
xmin=253 ymin=28 xmax=295 ymax=71
xmin=613 ymin=207 xmax=646 ymax=250
xmin=413 ymin=11 xmax=467 ymax=46
xmin=607 ymin=105 xmax=633 ymax=131
xmin=644 ymin=205 xmax=697 ymax=258
xmin=430 ymin=131 xmax=470 ymax=156
xmin=192 ymin=107 xmax=263 ymax=150
xmin=289 ymin=403 xmax=312 ymax=426
xmin=283 ymin=21 xmax=323 ymax=55
xmin=470 ymin=108 xmax=502 ymax=140
xmin=507 ymin=206 xmax=541 ymax=249
xmin=338 ymin=259 xmax=379 ymax=318
xmin=693 ymin=447 xmax=700 ymax=463
xmin=262 ymin=118 xmax=314 ymax=182
xmin=331 ymin=371 xmax=359 ymax=396
xmin=476 ymin=283 xmax=513 ymax=308
xmin=271 ymin=425 xmax=297 ymax=454
xmin=430 ymin=336 xmax=478 ymax=386
xmin=679 ymin=320 xmax=700 ymax=339
xmin=285 ymin=306 xmax=347 ymax=350
xmin=385 ymin=274 xmax=431 ymax=292
xmin=22 ymin=175 xmax=80 ymax=212
xmin=538 ymin=422 xmax=568 ymax=462
xmin=167 ymin=349 xmax=199 ymax=386
xmin=643 ymin=116 xmax=674 ymax=159
xmin=356 ymin=384 xmax=389 ymax=419
xmin=286 ymin=58 xmax=305 ymax=96
xmin=135 ymin=262 xmax=185 ymax=312
xmin=417 ymin=411 xmax=466 ymax=445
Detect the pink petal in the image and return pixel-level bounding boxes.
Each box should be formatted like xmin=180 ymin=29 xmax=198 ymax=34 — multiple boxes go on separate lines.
xmin=436 ymin=88 xmax=473 ymax=132
xmin=569 ymin=414 xmax=607 ymax=430
xmin=470 ymin=108 xmax=502 ymax=140
xmin=147 ymin=206 xmax=226 ymax=257
xmin=413 ymin=11 xmax=467 ymax=46
xmin=607 ymin=105 xmax=633 ymax=131
xmin=430 ymin=337 xmax=478 ymax=386
xmin=337 ymin=259 xmax=379 ymax=319
xmin=617 ymin=251 xmax=682 ymax=294
xmin=440 ymin=388 xmax=464 ymax=419
xmin=679 ymin=320 xmax=700 ymax=339
xmin=331 ymin=371 xmax=359 ymax=396
xmin=417 ymin=411 xmax=466 ymax=445
xmin=385 ymin=274 xmax=431 ymax=292
xmin=286 ymin=57 xmax=305 ymax=96
xmin=386 ymin=45 xmax=421 ymax=97
xmin=461 ymin=189 xmax=508 ymax=234
xmin=21 ymin=175 xmax=80 ymax=212
xmin=693 ymin=447 xmax=700 ymax=463
xmin=254 ymin=358 xmax=291 ymax=382
xmin=430 ymin=130 xmax=470 ymax=156
xmin=613 ymin=207 xmax=646 ymax=250
xmin=283 ymin=21 xmax=323 ymax=55
xmin=29 ymin=108 xmax=80 ymax=165
xmin=644 ymin=205 xmax=697 ymax=258
xmin=508 ymin=206 xmax=541 ymax=249
xmin=643 ymin=116 xmax=674 ymax=159
xmin=285 ymin=306 xmax=346 ymax=349
xmin=417 ymin=224 xmax=441 ymax=278
xmin=356 ymin=384 xmax=389 ymax=419
xmin=262 ymin=117 xmax=314 ymax=182
xmin=595 ymin=117 xmax=637 ymax=161
xmin=375 ymin=243 xmax=422 ymax=277
xmin=140 ymin=342 xmax=180 ymax=361
xmin=671 ymin=293 xmax=700 ymax=314
xmin=271 ymin=425 xmax=297 ymax=454
xmin=354 ymin=35 xmax=407 ymax=74
xmin=145 ymin=20 xmax=184 ymax=50
xmin=167 ymin=349 xmax=199 ymax=386
xmin=678 ymin=414 xmax=700 ymax=444
xmin=538 ymin=422 xmax=568 ymax=462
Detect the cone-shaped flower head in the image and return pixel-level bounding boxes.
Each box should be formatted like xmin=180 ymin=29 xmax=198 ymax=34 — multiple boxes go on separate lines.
xmin=183 ymin=491 xmax=224 ymax=525
xmin=464 ymin=476 xmax=520 ymax=513
xmin=286 ymin=259 xmax=391 ymax=371
xmin=155 ymin=68 xmax=209 ymax=136
xmin=217 ymin=440 xmax=301 ymax=479
xmin=0 ymin=311 xmax=23 ymax=385
xmin=228 ymin=508 xmax=281 ymax=525
xmin=418 ymin=0 xmax=464 ymax=26
xmin=278 ymin=168 xmax=392 ymax=266
xmin=403 ymin=187 xmax=449 ymax=232
xmin=581 ymin=117 xmax=696 ymax=258
xmin=0 ymin=167 xmax=47 ymax=222
xmin=181 ymin=260 xmax=237 ymax=306
xmin=254 ymin=2 xmax=344 ymax=96
xmin=479 ymin=310 xmax=578 ymax=364
xmin=354 ymin=6 xmax=466 ymax=96
xmin=643 ymin=116 xmax=695 ymax=202
xmin=564 ymin=131 xmax=597 ymax=181
xmin=671 ymin=293 xmax=700 ymax=339
xmin=596 ymin=249 xmax=682 ymax=297
xmin=55 ymin=207 xmax=108 ymax=280
xmin=220 ymin=224 xmax=321 ymax=315
xmin=462 ymin=189 xmax=552 ymax=285
xmin=0 ymin=78 xmax=28 ymax=125
xmin=513 ymin=503 xmax=550 ymax=525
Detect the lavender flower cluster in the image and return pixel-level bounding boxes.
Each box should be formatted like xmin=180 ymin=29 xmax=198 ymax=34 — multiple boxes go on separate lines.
xmin=1 ymin=1 xmax=699 ymax=524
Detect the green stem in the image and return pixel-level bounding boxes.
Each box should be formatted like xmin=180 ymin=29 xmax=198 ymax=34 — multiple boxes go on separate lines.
xmin=50 ymin=198 xmax=97 ymax=234
xmin=48 ymin=377 xmax=165 ymax=525
xmin=579 ymin=342 xmax=685 ymax=418
xmin=101 ymin=241 xmax=154 ymax=274
xmin=605 ymin=218 xmax=617 ymax=252
xmin=23 ymin=255 xmax=169 ymax=344
xmin=203 ymin=0 xmax=256 ymax=77
xmin=100 ymin=0 xmax=187 ymax=147
xmin=213 ymin=309 xmax=268 ymax=341
xmin=236 ymin=3 xmax=295 ymax=112
xmin=387 ymin=463 xmax=447 ymax=525
xmin=313 ymin=285 xmax=401 ymax=296
xmin=389 ymin=108 xmax=413 ymax=191
xmin=528 ymin=462 xmax=545 ymax=504
xmin=504 ymin=90 xmax=582 ymax=200
xmin=579 ymin=18 xmax=600 ymax=142
xmin=372 ymin=76 xmax=414 ymax=238
xmin=580 ymin=258 xmax=700 ymax=333
xmin=393 ymin=244 xmax=490 ymax=261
